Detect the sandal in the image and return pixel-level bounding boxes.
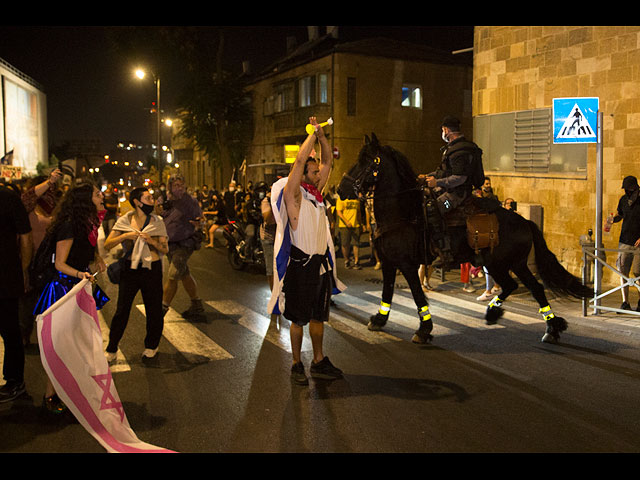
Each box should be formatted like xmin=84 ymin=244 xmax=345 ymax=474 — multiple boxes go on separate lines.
xmin=43 ymin=394 xmax=67 ymax=414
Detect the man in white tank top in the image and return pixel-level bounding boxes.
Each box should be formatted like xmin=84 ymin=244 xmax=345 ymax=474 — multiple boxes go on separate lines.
xmin=280 ymin=117 xmax=343 ymax=385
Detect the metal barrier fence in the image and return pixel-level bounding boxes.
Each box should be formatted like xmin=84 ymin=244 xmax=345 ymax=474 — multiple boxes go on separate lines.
xmin=581 ymin=244 xmax=640 ymax=316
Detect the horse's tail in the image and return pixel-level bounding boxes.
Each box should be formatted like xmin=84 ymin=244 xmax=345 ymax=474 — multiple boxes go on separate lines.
xmin=528 ymin=220 xmax=592 ymax=299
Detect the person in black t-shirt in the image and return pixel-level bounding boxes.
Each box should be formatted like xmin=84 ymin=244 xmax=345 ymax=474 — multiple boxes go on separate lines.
xmin=33 ymin=182 xmax=109 ymax=413
xmin=609 ymin=176 xmax=640 ymax=312
xmin=0 ymin=185 xmax=32 ymax=403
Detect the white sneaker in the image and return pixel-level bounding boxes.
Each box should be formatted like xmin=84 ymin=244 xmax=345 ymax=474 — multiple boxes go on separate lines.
xmin=105 ymin=351 xmax=117 ymax=362
xmin=491 ymin=287 xmax=502 ymax=295
xmin=142 ymin=348 xmax=158 ymax=359
xmin=476 ymin=292 xmax=493 ymax=302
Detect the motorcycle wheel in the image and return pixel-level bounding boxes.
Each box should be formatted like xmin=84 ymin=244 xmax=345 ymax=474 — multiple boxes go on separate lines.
xmin=228 ymin=249 xmax=246 ymax=271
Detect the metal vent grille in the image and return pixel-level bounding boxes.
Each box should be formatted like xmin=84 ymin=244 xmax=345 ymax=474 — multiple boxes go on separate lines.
xmin=514 ymin=109 xmax=551 ymax=172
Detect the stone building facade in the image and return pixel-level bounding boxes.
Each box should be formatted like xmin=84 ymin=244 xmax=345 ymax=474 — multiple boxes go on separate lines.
xmin=473 ymin=26 xmax=640 ymax=284
xmin=245 ymin=33 xmax=473 ymax=191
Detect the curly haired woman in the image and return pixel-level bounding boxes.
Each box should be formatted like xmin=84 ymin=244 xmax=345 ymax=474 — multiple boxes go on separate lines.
xmin=33 ymin=181 xmax=109 ymax=414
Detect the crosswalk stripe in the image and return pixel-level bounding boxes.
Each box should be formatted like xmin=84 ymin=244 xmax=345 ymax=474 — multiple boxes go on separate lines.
xmin=334 ymin=293 xmax=460 ymax=337
xmin=137 ymin=305 xmax=233 ymax=362
xmin=98 ymin=310 xmax=131 ymax=373
xmin=204 ymin=300 xmax=312 ymax=353
xmin=329 ymin=309 xmax=402 ymax=344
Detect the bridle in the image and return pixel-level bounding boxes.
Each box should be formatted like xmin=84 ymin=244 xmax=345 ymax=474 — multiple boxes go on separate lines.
xmin=343 ymin=153 xmax=421 ymax=200
xmin=341 ymin=155 xmax=381 ymax=198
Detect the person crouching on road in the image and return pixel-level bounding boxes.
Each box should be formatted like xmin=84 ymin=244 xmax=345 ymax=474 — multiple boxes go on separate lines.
xmin=104 ymin=187 xmax=168 ymax=362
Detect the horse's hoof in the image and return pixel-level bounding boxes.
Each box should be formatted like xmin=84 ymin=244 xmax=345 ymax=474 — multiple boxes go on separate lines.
xmin=368 ymin=321 xmax=384 ymax=331
xmin=485 ymin=306 xmax=504 ymax=325
xmin=411 ymin=331 xmax=433 ymax=344
xmin=541 ymin=316 xmax=567 ymax=343
xmin=368 ymin=314 xmax=387 ymax=331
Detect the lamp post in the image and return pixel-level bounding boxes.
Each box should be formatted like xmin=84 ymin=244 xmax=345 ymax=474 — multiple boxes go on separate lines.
xmin=135 ymin=68 xmax=163 ymax=181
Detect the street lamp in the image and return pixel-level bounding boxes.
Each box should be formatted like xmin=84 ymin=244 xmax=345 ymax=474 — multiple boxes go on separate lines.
xmin=134 ymin=68 xmax=162 ymax=181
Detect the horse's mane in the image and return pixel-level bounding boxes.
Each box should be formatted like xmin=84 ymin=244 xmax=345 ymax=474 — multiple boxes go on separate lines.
xmin=380 ymin=144 xmax=417 ymax=188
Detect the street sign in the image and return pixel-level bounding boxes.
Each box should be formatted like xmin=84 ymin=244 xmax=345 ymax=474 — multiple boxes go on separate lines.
xmin=553 ymin=97 xmax=599 ymax=144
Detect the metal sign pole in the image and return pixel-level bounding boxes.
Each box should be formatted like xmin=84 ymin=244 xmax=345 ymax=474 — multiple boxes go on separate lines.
xmin=594 ymin=110 xmax=604 ymax=313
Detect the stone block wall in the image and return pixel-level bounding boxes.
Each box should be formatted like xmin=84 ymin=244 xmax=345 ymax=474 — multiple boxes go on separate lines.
xmin=474 ymin=26 xmax=640 ymax=286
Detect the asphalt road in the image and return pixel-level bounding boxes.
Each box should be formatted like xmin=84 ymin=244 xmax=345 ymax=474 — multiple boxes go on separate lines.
xmin=2 ymin=241 xmax=640 ymax=454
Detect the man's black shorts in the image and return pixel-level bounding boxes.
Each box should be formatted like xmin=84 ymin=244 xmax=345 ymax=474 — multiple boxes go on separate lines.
xmin=283 ymin=245 xmax=333 ymax=327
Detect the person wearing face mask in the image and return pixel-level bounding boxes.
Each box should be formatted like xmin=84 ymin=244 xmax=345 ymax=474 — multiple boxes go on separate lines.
xmin=104 ymin=187 xmax=169 ymax=361
xmin=418 ymin=115 xmax=485 ymax=268
xmin=609 ymin=176 xmax=640 ymax=312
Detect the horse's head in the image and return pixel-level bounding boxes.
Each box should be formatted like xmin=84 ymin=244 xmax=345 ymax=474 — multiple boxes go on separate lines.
xmin=337 ymin=133 xmax=383 ymax=200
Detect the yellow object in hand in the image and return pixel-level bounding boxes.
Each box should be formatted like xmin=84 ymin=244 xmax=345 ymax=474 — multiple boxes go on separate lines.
xmin=305 ymin=117 xmax=333 ymax=135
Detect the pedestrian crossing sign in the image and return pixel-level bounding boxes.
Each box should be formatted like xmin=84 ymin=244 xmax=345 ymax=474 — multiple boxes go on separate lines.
xmin=553 ymin=97 xmax=599 ymax=144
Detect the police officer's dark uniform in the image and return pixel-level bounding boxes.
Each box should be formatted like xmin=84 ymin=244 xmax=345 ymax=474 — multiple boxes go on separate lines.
xmin=422 ymin=116 xmax=486 ymax=266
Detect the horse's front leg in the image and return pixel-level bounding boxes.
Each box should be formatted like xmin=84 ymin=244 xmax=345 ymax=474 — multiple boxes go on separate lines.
xmin=398 ymin=265 xmax=433 ymax=344
xmin=368 ymin=262 xmax=396 ymax=331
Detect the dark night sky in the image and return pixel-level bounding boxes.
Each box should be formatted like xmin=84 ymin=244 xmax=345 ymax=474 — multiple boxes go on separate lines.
xmin=0 ymin=25 xmax=474 ymax=152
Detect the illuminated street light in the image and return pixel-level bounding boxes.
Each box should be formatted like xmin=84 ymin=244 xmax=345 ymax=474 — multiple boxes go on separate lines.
xmin=134 ymin=67 xmax=163 ymax=180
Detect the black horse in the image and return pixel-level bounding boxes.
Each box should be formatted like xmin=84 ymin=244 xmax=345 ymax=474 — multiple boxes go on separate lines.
xmin=337 ymin=134 xmax=591 ymax=344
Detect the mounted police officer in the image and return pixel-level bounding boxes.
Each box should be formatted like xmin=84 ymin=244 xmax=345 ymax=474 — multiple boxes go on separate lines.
xmin=419 ymin=115 xmax=486 ymax=267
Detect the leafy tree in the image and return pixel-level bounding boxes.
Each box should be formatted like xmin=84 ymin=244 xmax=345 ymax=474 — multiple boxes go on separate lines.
xmin=108 ymin=27 xmax=254 ymax=185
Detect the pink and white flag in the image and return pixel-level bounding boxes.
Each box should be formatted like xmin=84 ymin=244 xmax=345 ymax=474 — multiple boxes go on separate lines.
xmin=36 ymin=279 xmax=176 ymax=453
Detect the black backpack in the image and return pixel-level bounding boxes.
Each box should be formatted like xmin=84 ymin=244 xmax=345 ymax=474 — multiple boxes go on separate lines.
xmin=29 ymin=231 xmax=57 ymax=291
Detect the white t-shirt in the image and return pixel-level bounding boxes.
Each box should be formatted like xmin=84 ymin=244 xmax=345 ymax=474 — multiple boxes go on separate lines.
xmin=289 ymin=189 xmax=329 ymax=256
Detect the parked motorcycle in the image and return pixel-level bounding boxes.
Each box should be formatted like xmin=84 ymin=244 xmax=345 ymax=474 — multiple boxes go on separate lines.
xmin=222 ymin=220 xmax=265 ymax=271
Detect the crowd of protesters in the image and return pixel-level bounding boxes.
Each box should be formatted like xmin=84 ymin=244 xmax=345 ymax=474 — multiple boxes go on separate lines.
xmin=0 ymin=162 xmax=521 ymax=410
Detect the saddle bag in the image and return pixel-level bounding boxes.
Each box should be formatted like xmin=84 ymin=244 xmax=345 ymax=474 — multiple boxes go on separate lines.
xmin=466 ymin=213 xmax=499 ymax=253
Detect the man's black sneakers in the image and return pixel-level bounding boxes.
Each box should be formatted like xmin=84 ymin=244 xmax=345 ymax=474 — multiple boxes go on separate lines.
xmin=310 ymin=357 xmax=343 ymax=380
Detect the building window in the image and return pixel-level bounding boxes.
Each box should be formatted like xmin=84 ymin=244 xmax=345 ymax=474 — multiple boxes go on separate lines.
xmin=347 ymin=77 xmax=356 ymax=116
xmin=318 ymin=74 xmax=328 ymax=104
xmin=401 ymin=84 xmax=422 ymax=109
xmin=299 ymin=75 xmax=316 ymax=107
xmin=474 ymin=108 xmax=587 ymax=175
xmin=274 ymin=83 xmax=294 ymax=113
xmin=299 ymin=73 xmax=329 ymax=107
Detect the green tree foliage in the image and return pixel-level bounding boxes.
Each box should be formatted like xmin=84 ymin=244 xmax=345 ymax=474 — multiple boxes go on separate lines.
xmin=177 ymin=70 xmax=253 ymax=171
xmin=108 ymin=26 xmax=254 ymax=175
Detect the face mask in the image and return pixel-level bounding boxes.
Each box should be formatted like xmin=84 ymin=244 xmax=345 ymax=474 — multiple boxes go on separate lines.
xmin=139 ymin=202 xmax=155 ymax=215
xmin=442 ymin=131 xmax=449 ymax=143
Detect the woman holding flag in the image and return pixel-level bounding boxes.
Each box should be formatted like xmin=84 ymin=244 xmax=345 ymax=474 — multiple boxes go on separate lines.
xmin=33 ymin=180 xmax=109 ymax=414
